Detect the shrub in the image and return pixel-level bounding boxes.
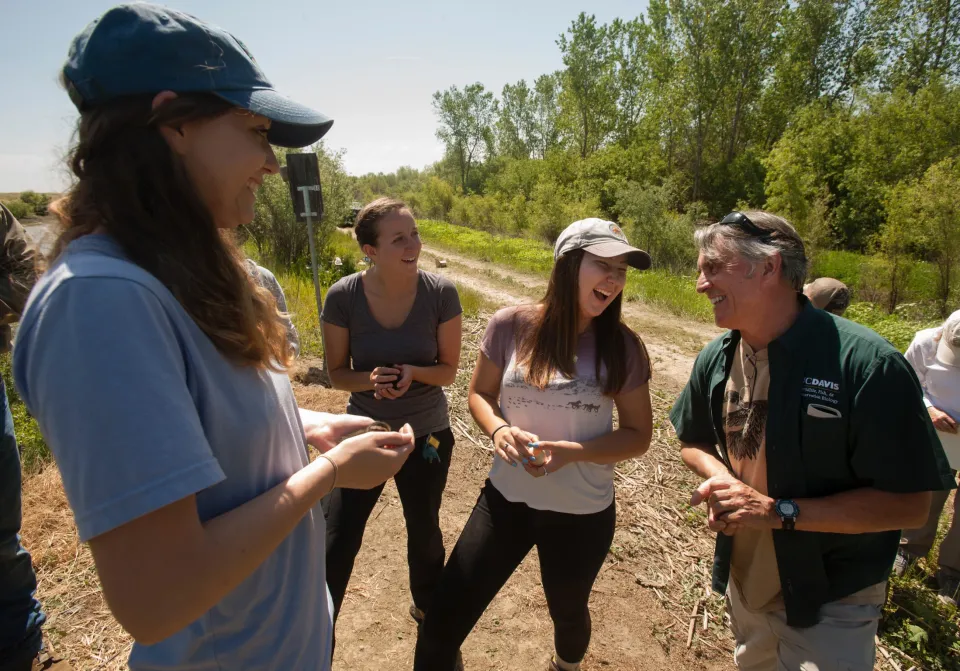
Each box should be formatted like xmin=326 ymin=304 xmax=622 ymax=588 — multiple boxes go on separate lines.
xmin=3 ymin=200 xmax=33 ymax=220
xmin=19 ymin=191 xmax=50 ymax=216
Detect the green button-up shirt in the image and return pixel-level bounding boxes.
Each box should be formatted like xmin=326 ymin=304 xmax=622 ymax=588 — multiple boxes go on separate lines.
xmin=670 ymin=297 xmax=955 ymax=627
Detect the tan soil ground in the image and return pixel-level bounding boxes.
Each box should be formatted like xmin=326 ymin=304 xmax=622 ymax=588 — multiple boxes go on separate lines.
xmin=19 ymin=235 xmax=740 ymax=670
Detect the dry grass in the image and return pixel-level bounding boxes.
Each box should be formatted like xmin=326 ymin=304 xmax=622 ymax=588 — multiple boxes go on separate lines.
xmin=21 ymin=310 xmax=939 ymax=669
xmin=21 ymin=468 xmax=131 ymax=670
xmin=17 ymin=311 xmax=730 ymax=669
xmin=443 ymin=312 xmax=733 ymax=658
xmin=609 ymin=390 xmax=731 ymax=657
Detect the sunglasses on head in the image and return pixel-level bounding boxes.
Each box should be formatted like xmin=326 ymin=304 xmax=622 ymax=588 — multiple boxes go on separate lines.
xmin=719 ymin=211 xmax=773 ymax=239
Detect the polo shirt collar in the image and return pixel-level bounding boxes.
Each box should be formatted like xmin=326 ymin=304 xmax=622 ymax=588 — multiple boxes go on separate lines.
xmin=723 ymin=293 xmax=815 ymax=355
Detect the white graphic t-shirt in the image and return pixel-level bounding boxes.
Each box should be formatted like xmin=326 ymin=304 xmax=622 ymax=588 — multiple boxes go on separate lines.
xmin=480 ymin=306 xmax=650 ymax=514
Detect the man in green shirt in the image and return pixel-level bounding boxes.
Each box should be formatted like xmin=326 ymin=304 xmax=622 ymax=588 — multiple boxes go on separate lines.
xmin=670 ymin=211 xmax=954 ymax=671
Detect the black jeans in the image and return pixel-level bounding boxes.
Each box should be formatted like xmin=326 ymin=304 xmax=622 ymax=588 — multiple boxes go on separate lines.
xmin=323 ymin=428 xmax=455 ymax=620
xmin=413 ymin=480 xmax=616 ymax=670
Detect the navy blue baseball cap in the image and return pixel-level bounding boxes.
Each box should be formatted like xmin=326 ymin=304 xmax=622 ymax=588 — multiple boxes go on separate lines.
xmin=62 ymin=3 xmax=333 ymax=148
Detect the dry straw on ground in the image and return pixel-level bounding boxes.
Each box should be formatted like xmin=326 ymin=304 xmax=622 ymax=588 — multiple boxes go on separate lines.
xmin=21 ymin=468 xmax=132 ymax=670
xmin=447 ymin=312 xmax=733 ymax=656
xmin=22 ymin=311 xmax=733 ymax=669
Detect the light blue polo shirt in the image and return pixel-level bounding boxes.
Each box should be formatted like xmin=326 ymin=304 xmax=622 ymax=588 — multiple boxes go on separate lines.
xmin=13 ymin=235 xmax=332 ymax=670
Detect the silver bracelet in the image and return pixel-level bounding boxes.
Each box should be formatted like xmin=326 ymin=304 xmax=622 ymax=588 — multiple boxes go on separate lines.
xmin=318 ymin=454 xmax=338 ymax=492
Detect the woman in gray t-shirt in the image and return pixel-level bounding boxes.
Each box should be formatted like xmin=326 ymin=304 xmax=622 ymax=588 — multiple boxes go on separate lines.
xmin=321 ymin=198 xmax=463 ymax=634
xmin=414 ymin=218 xmax=654 ymax=671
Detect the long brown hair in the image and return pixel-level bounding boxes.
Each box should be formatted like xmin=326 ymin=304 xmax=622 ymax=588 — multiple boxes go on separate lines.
xmin=52 ymin=92 xmax=291 ymax=369
xmin=516 ymin=249 xmax=648 ymax=396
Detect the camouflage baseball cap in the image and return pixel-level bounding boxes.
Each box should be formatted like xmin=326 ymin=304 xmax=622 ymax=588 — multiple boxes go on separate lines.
xmin=804 ymin=277 xmax=850 ymax=315
xmin=554 ymin=218 xmax=651 ymax=270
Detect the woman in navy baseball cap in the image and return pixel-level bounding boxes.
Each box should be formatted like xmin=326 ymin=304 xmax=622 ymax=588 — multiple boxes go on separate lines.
xmin=12 ymin=4 xmax=416 ymax=670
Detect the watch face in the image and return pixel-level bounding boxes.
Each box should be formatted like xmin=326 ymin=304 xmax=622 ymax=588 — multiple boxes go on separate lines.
xmin=777 ymin=500 xmax=798 ymax=517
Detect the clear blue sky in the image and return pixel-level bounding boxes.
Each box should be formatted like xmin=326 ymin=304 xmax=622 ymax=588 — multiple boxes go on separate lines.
xmin=0 ymin=0 xmax=646 ymax=192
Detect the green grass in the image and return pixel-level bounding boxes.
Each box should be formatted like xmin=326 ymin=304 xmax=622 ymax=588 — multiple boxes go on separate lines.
xmin=419 ymin=219 xmax=557 ymax=273
xmin=844 ymin=303 xmax=941 ymax=352
xmin=884 ymin=492 xmax=958 ymax=671
xmin=325 ymin=229 xmax=366 ymax=267
xmin=812 ymin=249 xmax=948 ymax=308
xmin=0 ymin=353 xmax=49 ymax=473
xmin=882 ymin=568 xmax=959 ymax=670
xmin=272 ymin=271 xmax=328 ymax=358
xmin=419 ymin=219 xmax=713 ymax=322
xmin=247 ymin=229 xmax=367 ymax=359
xmin=456 ymin=284 xmax=491 ymax=318
xmin=621 ymin=270 xmax=713 ymax=321
xmin=422 ymin=219 xmax=951 ymax=348
xmin=267 ymin=236 xmax=493 ymax=360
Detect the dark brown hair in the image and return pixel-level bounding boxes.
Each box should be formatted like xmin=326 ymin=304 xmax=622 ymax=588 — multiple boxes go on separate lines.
xmin=354 ymin=197 xmax=410 ymax=249
xmin=51 ymin=92 xmax=292 ymax=369
xmin=516 ymin=249 xmax=648 ymax=396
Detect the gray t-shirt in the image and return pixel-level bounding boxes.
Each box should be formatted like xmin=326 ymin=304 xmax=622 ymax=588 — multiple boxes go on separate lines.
xmin=321 ymin=270 xmax=461 ymax=437
xmin=481 ymin=306 xmax=650 ymax=514
xmin=13 ymin=235 xmax=331 ymax=671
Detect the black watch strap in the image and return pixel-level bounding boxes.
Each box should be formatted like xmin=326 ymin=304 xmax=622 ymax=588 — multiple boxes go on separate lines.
xmin=775 ymin=499 xmax=799 ymax=531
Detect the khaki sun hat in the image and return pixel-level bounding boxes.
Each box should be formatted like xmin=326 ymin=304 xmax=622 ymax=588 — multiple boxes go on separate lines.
xmin=804 ymin=277 xmax=850 ymax=315
xmin=554 ymin=218 xmax=651 ymax=270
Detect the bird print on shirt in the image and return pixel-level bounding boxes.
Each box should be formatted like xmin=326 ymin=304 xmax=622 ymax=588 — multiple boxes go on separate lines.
xmin=724 ymin=389 xmax=766 ymax=462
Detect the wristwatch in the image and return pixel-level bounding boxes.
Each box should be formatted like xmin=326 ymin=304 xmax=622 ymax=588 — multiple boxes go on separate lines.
xmin=775 ymin=499 xmax=800 ymax=531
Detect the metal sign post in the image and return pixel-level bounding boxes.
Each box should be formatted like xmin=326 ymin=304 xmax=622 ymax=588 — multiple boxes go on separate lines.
xmin=285 ymin=153 xmax=324 ymax=324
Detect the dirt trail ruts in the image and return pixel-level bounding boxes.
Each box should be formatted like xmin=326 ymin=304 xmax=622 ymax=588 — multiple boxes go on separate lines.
xmin=22 ymin=218 xmax=59 ymax=256
xmin=420 ymin=244 xmax=722 ymax=387
xmin=20 ymin=229 xmax=734 ymax=671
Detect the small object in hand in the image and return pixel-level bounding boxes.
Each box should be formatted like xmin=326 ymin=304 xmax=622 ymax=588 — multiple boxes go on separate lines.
xmin=342 ymin=421 xmax=392 ymax=440
xmin=527 ymin=442 xmax=547 ymax=467
xmin=423 ymin=434 xmax=441 ymax=463
xmin=392 ymin=365 xmax=401 ymax=390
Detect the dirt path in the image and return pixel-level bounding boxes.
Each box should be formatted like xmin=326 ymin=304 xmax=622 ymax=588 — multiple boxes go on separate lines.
xmin=293 ymin=356 xmax=732 ymax=671
xmin=20 ymin=234 xmax=735 ymax=671
xmin=309 ymin=241 xmax=732 ymax=669
xmin=420 ymin=244 xmax=722 ymax=386
xmin=22 ymin=218 xmax=59 ymax=255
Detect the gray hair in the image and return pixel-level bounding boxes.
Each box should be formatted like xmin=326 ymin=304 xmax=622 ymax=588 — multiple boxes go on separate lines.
xmin=694 ymin=211 xmax=808 ymax=291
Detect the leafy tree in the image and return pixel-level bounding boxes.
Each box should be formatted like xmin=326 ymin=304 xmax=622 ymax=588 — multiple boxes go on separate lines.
xmin=497 ymin=81 xmax=536 ymax=159
xmin=557 ymin=14 xmax=618 ymax=158
xmin=432 ymin=83 xmax=498 ymax=193
xmin=885 ymin=0 xmax=960 ymax=92
xmin=764 ymin=102 xmax=856 ymax=245
xmin=530 ymin=73 xmax=563 ymax=159
xmin=247 ymin=142 xmax=349 ymax=268
xmin=885 ymin=158 xmax=960 ymax=315
xmin=608 ymin=18 xmax=653 ymax=147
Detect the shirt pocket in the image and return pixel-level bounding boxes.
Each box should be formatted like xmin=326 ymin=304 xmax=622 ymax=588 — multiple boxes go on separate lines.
xmin=800 ymin=410 xmax=852 ymax=488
